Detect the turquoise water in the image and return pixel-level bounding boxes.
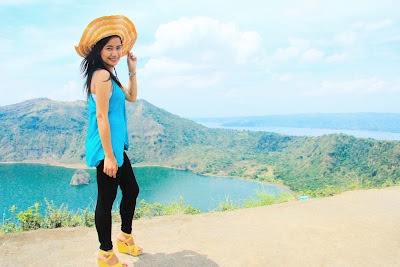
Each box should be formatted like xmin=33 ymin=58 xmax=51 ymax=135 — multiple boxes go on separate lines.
xmin=0 ymin=163 xmax=289 ymax=217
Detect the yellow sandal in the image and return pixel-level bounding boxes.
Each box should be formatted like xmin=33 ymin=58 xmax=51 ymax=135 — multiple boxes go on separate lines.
xmin=116 ymin=231 xmax=143 ymax=256
xmin=97 ymin=249 xmax=125 ymax=267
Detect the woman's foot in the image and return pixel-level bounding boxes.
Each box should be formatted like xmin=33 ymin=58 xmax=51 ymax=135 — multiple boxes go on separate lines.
xmin=97 ymin=250 xmax=128 ymax=267
xmin=116 ymin=231 xmax=143 ymax=254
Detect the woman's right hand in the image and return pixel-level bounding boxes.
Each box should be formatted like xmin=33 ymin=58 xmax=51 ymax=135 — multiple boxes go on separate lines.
xmin=103 ymin=155 xmax=118 ymax=178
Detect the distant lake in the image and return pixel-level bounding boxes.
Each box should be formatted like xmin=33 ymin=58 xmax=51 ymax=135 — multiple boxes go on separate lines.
xmin=0 ymin=163 xmax=289 ymax=218
xmin=198 ymin=122 xmax=400 ymax=141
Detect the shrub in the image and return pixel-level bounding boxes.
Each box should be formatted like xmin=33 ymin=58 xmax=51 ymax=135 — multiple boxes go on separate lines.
xmin=16 ymin=203 xmax=43 ymax=231
xmin=215 ymin=196 xmax=241 ymax=212
xmin=243 ymin=190 xmax=294 ymax=208
xmin=1 ymin=205 xmax=22 ymax=234
xmin=42 ymin=198 xmax=73 ymax=228
xmin=164 ymin=197 xmax=201 ymax=215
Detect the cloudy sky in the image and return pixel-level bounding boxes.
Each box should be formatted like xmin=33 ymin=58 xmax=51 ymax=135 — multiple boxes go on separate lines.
xmin=0 ymin=0 xmax=399 ymax=118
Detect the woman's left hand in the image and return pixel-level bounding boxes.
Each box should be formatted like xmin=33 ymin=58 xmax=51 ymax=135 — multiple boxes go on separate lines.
xmin=127 ymin=51 xmax=137 ymax=71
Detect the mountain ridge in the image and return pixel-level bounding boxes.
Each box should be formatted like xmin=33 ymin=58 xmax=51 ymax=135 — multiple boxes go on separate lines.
xmin=1 ymin=97 xmax=399 ymax=192
xmin=191 ymin=112 xmax=400 ymax=133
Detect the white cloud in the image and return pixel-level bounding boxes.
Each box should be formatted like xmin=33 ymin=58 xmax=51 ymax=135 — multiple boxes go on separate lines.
xmin=48 ymin=80 xmax=84 ymax=101
xmin=1 ymin=1 xmax=399 ymax=115
xmin=352 ymin=21 xmax=365 ymax=29
xmin=232 ymin=31 xmax=262 ymax=64
xmin=271 ymin=72 xmax=294 ymax=82
xmin=138 ymin=16 xmax=263 ymax=65
xmin=350 ymin=19 xmax=393 ymax=32
xmin=300 ymin=48 xmax=324 ymax=63
xmin=224 ymin=89 xmax=244 ymax=103
xmin=332 ymin=18 xmax=394 ymax=49
xmin=366 ymin=19 xmax=393 ymax=30
xmin=0 ymin=25 xmax=78 ymax=73
xmin=384 ymin=35 xmax=400 ymax=43
xmin=201 ymin=50 xmax=216 ymax=61
xmin=140 ymin=57 xmax=207 ymax=76
xmin=302 ymin=77 xmax=387 ymax=96
xmin=390 ymin=78 xmax=400 ymax=92
xmin=334 ymin=31 xmax=357 ymax=45
xmin=289 ymin=38 xmax=310 ymax=49
xmin=135 ymin=16 xmax=265 ymax=103
xmin=0 ymin=38 xmax=14 ymax=51
xmin=363 ymin=80 xmax=386 ymax=94
xmin=274 ymin=38 xmax=315 ymax=61
xmin=274 ymin=46 xmax=300 ymax=60
xmin=151 ymin=71 xmax=227 ymax=90
xmin=326 ymin=53 xmax=348 ymax=63
xmin=274 ymin=38 xmax=310 ymax=60
xmin=280 ymin=0 xmax=320 ymax=18
xmin=280 ymin=73 xmax=294 ymax=82
xmin=0 ymin=0 xmax=41 ymax=5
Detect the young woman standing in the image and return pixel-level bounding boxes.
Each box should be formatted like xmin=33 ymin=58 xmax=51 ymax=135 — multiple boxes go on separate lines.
xmin=75 ymin=15 xmax=143 ymax=266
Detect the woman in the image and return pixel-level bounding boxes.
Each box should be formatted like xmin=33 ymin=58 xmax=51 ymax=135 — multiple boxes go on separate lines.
xmin=75 ymin=15 xmax=143 ymax=267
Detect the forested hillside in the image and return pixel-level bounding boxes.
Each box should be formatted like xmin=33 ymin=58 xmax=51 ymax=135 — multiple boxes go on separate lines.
xmin=1 ymin=98 xmax=399 ymax=192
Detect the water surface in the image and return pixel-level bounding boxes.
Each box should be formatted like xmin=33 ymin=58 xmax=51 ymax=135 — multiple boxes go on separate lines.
xmin=0 ymin=163 xmax=289 ymax=217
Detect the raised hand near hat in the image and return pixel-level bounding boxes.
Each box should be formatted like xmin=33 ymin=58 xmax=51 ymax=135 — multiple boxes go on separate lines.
xmin=127 ymin=51 xmax=137 ymax=72
xmin=122 ymin=51 xmax=138 ymax=102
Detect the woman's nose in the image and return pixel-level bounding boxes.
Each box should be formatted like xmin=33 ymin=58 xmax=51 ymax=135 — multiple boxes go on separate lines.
xmin=111 ymin=49 xmax=119 ymax=56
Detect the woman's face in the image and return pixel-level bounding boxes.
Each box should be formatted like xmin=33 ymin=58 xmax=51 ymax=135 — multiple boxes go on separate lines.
xmin=100 ymin=36 xmax=122 ymax=70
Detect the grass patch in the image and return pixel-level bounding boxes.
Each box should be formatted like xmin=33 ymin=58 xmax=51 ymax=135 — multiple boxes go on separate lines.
xmin=3 ymin=181 xmax=398 ymax=234
xmin=1 ymin=197 xmax=201 ymax=234
xmin=216 ymin=196 xmax=242 ymax=212
xmin=213 ymin=189 xmax=295 ymax=212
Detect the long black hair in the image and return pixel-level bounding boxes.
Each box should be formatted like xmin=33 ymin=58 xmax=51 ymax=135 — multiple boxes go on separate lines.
xmin=80 ymin=35 xmax=123 ymax=103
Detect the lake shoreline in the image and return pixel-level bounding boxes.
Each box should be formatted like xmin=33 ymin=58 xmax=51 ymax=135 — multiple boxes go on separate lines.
xmin=134 ymin=164 xmax=293 ymax=193
xmin=0 ymin=161 xmax=292 ymax=192
xmin=0 ymin=161 xmax=91 ymax=169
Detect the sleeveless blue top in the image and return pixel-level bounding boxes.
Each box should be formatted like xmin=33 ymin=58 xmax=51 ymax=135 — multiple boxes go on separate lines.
xmin=86 ymin=68 xmax=129 ymax=168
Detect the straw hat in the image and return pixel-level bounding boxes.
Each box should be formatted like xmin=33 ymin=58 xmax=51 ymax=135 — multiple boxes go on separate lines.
xmin=75 ymin=15 xmax=137 ymax=58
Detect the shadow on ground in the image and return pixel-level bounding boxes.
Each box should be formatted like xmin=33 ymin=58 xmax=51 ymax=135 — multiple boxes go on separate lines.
xmin=131 ymin=249 xmax=218 ymax=267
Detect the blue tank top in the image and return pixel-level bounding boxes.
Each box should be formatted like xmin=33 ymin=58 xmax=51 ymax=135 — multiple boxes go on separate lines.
xmin=86 ymin=68 xmax=129 ymax=168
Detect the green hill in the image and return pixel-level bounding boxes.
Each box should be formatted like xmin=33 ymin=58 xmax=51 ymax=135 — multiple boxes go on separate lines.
xmin=1 ymin=98 xmax=399 ymax=192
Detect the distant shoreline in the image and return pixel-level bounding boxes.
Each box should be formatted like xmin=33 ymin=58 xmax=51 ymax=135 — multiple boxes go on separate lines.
xmin=0 ymin=161 xmax=91 ymax=169
xmin=0 ymin=161 xmax=292 ymax=192
xmin=133 ymin=164 xmax=293 ymax=192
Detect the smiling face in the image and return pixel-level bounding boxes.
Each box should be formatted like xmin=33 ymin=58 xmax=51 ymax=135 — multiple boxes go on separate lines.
xmin=100 ymin=36 xmax=123 ymax=71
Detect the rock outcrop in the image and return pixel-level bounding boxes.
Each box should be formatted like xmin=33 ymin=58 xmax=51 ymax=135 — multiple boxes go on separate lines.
xmin=70 ymin=169 xmax=91 ymax=185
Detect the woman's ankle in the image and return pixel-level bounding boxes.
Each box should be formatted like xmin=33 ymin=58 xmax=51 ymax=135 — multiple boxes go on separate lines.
xmin=121 ymin=230 xmax=131 ymax=235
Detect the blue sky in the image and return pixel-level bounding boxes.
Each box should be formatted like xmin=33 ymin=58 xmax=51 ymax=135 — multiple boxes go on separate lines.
xmin=0 ymin=0 xmax=399 ymax=118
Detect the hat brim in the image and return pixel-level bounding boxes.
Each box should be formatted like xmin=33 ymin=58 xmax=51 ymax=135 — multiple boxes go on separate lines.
xmin=75 ymin=15 xmax=137 ymax=58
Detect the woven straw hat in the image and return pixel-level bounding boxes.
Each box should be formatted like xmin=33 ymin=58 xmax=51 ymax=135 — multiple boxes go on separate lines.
xmin=75 ymin=15 xmax=137 ymax=58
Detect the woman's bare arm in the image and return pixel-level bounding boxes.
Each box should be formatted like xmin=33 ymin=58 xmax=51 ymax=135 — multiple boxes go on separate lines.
xmin=121 ymin=52 xmax=138 ymax=102
xmin=120 ymin=74 xmax=137 ymax=102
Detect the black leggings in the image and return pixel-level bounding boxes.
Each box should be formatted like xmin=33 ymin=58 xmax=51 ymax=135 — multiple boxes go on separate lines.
xmin=95 ymin=151 xmax=140 ymax=251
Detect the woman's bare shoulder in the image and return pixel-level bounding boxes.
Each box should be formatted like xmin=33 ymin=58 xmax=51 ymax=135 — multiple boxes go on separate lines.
xmin=92 ymin=69 xmax=111 ymax=81
xmin=91 ymin=69 xmax=112 ymax=94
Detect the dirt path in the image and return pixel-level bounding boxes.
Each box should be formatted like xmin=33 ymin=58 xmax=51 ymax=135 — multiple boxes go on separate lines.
xmin=1 ymin=186 xmax=400 ymax=266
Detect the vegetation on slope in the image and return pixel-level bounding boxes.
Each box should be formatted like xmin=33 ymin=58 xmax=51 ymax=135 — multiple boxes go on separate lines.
xmin=1 ymin=98 xmax=399 ymax=193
